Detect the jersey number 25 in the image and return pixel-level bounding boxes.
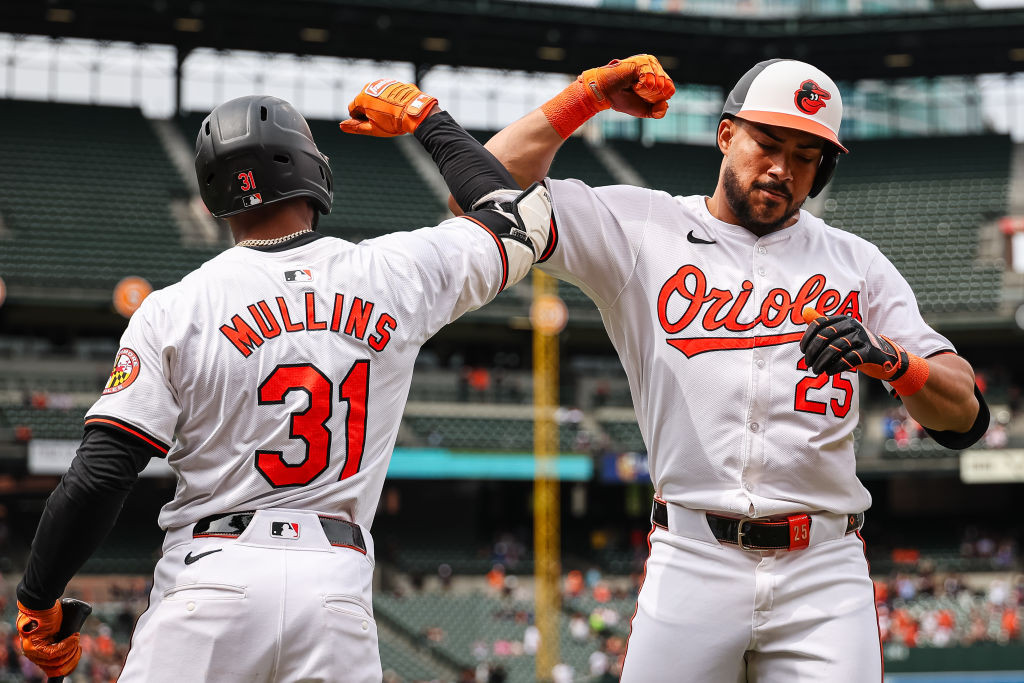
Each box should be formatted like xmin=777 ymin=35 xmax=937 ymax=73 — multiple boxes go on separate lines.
xmin=794 ymin=358 xmax=853 ymax=418
xmin=255 ymin=361 xmax=369 ymax=487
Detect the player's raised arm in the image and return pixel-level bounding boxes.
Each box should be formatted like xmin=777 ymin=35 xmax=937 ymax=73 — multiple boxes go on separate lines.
xmin=340 ymin=79 xmax=552 ymax=291
xmin=339 ymin=77 xmax=668 ymax=314
xmin=341 ymin=79 xmax=522 ymax=209
xmin=480 ymin=55 xmax=675 ymax=196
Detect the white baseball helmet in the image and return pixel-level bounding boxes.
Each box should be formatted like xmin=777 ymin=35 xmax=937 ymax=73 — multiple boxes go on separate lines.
xmin=722 ymin=59 xmax=848 ymax=154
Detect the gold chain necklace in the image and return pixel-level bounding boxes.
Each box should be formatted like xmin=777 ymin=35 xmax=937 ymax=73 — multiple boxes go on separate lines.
xmin=235 ymin=229 xmax=313 ymax=248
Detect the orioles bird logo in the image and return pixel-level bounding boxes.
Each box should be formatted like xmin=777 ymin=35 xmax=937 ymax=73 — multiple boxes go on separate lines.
xmin=794 ymin=79 xmax=830 ymax=115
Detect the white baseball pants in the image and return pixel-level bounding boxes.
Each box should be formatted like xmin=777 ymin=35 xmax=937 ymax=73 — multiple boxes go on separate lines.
xmin=119 ymin=509 xmax=381 ymax=682
xmin=621 ymin=506 xmax=882 ymax=683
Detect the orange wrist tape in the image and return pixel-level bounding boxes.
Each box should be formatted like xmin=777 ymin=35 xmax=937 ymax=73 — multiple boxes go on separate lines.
xmin=889 ymin=354 xmax=929 ymax=397
xmin=541 ymin=80 xmax=603 ymax=139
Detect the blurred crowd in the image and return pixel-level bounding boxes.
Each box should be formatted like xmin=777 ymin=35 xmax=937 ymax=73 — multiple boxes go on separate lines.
xmin=881 ymin=369 xmax=1024 ymax=451
xmin=20 ymin=392 xmax=76 ymax=412
xmin=883 ymin=403 xmax=1016 ymax=451
xmin=0 ymin=560 xmax=1021 ymax=683
xmin=455 ymin=366 xmax=526 ymax=406
xmin=875 ymin=570 xmax=1023 ymax=648
xmin=456 ymin=569 xmax=636 ymax=683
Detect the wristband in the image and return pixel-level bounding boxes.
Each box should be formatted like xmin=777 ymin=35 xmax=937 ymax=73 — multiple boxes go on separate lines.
xmin=540 ymin=80 xmax=604 ymax=140
xmin=889 ymin=354 xmax=929 ymax=397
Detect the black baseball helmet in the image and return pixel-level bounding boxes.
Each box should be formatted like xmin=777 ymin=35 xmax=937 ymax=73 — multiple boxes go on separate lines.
xmin=195 ymin=95 xmax=333 ymax=219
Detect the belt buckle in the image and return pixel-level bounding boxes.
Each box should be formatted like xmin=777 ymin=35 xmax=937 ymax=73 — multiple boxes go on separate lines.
xmin=736 ymin=518 xmax=753 ymax=550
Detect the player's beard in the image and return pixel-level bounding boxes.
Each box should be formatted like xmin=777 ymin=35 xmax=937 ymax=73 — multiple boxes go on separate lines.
xmin=722 ymin=165 xmax=804 ymax=236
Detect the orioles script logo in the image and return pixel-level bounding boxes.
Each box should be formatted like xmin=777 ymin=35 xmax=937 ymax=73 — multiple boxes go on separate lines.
xmin=658 ymin=265 xmax=860 ymax=358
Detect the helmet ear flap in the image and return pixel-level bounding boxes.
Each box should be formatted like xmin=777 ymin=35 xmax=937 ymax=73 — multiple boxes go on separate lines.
xmin=809 ymin=148 xmax=838 ymax=198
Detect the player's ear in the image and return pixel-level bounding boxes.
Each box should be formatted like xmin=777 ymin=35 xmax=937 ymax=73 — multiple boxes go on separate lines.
xmin=717 ymin=118 xmax=735 ymax=155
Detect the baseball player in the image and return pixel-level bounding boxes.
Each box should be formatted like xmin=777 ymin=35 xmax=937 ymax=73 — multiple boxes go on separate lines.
xmin=15 ymin=83 xmax=551 ymax=681
xmin=473 ymin=56 xmax=990 ymax=681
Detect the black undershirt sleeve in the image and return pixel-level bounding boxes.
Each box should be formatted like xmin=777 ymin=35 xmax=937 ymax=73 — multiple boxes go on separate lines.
xmin=413 ymin=110 xmax=520 ymax=212
xmin=16 ymin=425 xmax=156 ymax=609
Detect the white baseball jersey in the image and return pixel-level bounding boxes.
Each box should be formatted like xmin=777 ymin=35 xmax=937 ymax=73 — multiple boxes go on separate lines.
xmin=541 ymin=179 xmax=953 ymax=517
xmin=86 ymin=219 xmax=519 ymax=531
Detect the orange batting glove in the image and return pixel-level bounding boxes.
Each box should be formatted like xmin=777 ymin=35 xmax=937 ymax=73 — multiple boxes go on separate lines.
xmin=542 ymin=54 xmax=675 ymax=139
xmin=339 ymin=79 xmax=438 ymax=137
xmin=17 ymin=600 xmax=83 ymax=678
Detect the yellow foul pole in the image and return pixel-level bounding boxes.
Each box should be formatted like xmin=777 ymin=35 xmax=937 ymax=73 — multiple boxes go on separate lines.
xmin=531 ymin=270 xmax=567 ymax=682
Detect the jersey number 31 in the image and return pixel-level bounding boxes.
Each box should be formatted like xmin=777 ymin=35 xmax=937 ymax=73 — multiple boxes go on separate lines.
xmin=255 ymin=361 xmax=369 ymax=487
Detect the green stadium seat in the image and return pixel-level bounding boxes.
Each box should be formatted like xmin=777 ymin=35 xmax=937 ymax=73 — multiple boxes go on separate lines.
xmin=373 ymin=592 xmax=611 ymax=677
xmin=821 ymin=135 xmax=1009 ymax=314
xmin=404 ymin=415 xmax=585 ymax=452
xmin=0 ymin=101 xmax=223 ymax=293
xmin=607 ymin=140 xmax=721 ymax=198
xmin=377 ymin=631 xmax=452 ymax=682
xmin=599 ymin=420 xmax=645 ymax=452
xmin=0 ymin=404 xmax=86 ymax=439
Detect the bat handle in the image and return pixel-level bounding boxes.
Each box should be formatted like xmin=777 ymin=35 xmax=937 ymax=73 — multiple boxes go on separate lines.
xmin=46 ymin=598 xmax=93 ymax=683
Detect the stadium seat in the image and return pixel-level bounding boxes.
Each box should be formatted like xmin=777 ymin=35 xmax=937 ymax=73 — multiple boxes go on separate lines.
xmin=404 ymin=415 xmax=585 ymax=453
xmin=0 ymin=100 xmax=223 ymax=293
xmin=373 ymin=592 xmax=611 ymax=676
xmin=821 ymin=135 xmax=1009 ymax=313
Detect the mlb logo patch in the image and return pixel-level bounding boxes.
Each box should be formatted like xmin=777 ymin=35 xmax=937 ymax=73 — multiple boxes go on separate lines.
xmin=284 ymin=269 xmax=313 ymax=282
xmin=407 ymin=93 xmax=434 ymax=116
xmin=271 ymin=522 xmax=300 ymax=539
xmin=242 ymin=193 xmax=263 ymax=208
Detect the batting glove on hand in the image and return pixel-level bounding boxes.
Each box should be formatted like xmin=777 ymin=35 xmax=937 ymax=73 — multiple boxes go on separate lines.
xmin=579 ymin=54 xmax=676 ymax=119
xmin=17 ymin=600 xmax=83 ymax=678
xmin=800 ymin=307 xmax=915 ymax=382
xmin=339 ymin=79 xmax=438 ymax=137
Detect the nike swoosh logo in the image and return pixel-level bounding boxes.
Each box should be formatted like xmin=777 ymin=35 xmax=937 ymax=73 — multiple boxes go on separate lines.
xmin=184 ymin=549 xmax=223 ymax=565
xmin=687 ymin=230 xmax=716 ymax=245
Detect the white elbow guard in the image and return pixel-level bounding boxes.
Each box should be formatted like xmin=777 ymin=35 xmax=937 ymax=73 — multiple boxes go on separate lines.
xmin=472 ymin=182 xmax=552 ymax=261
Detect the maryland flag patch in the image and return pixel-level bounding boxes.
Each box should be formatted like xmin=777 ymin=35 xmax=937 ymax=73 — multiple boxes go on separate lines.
xmin=103 ymin=348 xmax=141 ymax=395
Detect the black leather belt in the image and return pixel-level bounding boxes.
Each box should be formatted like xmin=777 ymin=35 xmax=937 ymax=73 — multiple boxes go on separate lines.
xmin=193 ymin=511 xmax=366 ymax=553
xmin=652 ymin=499 xmax=864 ymax=551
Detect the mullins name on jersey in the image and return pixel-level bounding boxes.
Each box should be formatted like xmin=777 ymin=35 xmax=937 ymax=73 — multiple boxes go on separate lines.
xmin=219 ymin=292 xmax=398 ymax=358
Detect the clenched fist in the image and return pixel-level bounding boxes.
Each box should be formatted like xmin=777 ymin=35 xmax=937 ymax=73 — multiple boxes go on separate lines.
xmin=542 ymin=54 xmax=675 ymax=139
xmin=339 ymin=79 xmax=438 ymax=137
xmin=579 ymin=54 xmax=676 ymax=119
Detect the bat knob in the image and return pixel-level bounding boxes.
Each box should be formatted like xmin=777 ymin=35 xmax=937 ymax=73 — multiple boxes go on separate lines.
xmin=47 ymin=599 xmax=92 ymax=683
xmin=802 ymin=307 xmax=822 ymax=325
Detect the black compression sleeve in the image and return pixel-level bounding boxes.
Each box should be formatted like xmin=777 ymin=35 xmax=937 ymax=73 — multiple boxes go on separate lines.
xmin=413 ymin=110 xmax=519 ymax=211
xmin=16 ymin=425 xmax=155 ymax=609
